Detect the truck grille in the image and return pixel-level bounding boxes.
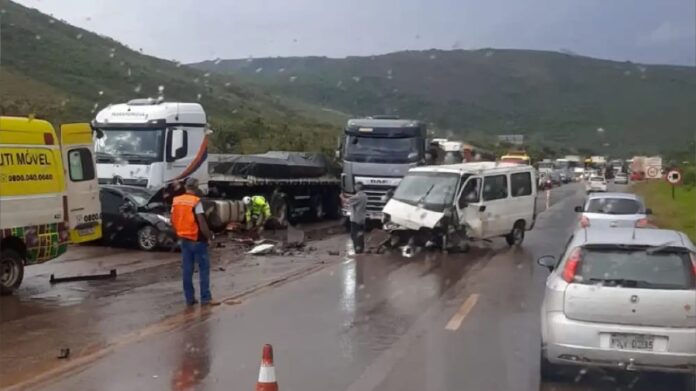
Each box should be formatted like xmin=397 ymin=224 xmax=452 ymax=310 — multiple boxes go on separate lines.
xmin=363 ymin=185 xmax=393 ymax=212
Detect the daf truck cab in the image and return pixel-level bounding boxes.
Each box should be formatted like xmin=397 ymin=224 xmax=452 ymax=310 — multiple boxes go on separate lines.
xmin=93 ymin=99 xmax=209 ymax=191
xmin=338 ymin=117 xmax=427 ymax=223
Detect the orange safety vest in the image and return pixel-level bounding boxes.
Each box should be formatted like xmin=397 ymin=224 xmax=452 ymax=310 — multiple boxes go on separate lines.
xmin=171 ymin=193 xmax=200 ymax=241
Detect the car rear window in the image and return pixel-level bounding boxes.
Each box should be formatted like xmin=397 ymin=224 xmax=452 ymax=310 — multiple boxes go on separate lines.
xmin=590 ymin=177 xmax=604 ymax=182
xmin=577 ymin=247 xmax=695 ymax=289
xmin=585 ymin=198 xmax=642 ymax=214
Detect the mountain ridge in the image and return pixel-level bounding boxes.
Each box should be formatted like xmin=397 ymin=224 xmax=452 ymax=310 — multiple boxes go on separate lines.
xmin=191 ymin=48 xmax=696 ymax=154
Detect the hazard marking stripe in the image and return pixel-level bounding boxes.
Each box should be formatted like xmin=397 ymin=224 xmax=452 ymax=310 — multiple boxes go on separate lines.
xmin=258 ymin=366 xmax=276 ymax=383
xmin=445 ymin=294 xmax=480 ymax=331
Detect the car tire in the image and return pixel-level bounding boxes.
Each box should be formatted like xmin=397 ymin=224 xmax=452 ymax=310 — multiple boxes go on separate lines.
xmin=136 ymin=225 xmax=160 ymax=252
xmin=540 ymin=350 xmax=564 ymax=382
xmin=505 ymin=221 xmax=525 ymax=246
xmin=1 ymin=248 xmax=24 ymax=295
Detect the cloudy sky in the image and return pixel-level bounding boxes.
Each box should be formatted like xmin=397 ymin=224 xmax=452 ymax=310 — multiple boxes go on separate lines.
xmin=14 ymin=0 xmax=696 ymax=65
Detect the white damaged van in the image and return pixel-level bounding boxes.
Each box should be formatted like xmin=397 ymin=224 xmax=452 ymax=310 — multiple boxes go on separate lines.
xmin=382 ymin=162 xmax=537 ymax=253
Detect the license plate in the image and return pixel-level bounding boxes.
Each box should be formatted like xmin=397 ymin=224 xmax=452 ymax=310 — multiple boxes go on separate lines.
xmin=610 ymin=334 xmax=655 ymax=351
xmin=77 ymin=227 xmax=95 ymax=236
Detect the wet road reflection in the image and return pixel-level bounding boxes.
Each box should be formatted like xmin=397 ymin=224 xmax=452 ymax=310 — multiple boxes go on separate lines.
xmin=171 ymin=312 xmax=212 ymax=391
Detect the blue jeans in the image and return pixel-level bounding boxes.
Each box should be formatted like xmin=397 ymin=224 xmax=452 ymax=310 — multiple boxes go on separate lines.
xmin=180 ymin=240 xmax=212 ymax=304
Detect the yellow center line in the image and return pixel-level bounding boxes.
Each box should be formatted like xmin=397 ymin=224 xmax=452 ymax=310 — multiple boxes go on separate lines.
xmin=445 ymin=293 xmax=480 ymax=331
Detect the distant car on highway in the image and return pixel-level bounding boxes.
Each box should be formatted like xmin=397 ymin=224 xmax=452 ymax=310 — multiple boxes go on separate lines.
xmin=574 ymin=192 xmax=651 ymax=228
xmin=585 ymin=176 xmax=607 ymax=193
xmin=630 ymin=171 xmax=645 ymax=181
xmin=549 ymin=171 xmax=562 ymax=186
xmin=99 ymin=185 xmax=176 ymax=251
xmin=614 ymin=172 xmax=629 ymax=184
xmin=537 ymin=227 xmax=696 ymax=385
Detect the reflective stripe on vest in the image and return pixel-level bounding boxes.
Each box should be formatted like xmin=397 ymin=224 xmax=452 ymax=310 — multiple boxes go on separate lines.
xmin=171 ymin=194 xmax=200 ymax=241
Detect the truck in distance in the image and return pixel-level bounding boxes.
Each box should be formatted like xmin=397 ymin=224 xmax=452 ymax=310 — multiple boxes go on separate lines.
xmin=338 ymin=117 xmax=428 ymax=224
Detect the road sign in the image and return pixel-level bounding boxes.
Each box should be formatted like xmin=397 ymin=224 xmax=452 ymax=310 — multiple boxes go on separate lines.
xmin=645 ymin=166 xmax=660 ymax=179
xmin=667 ymin=169 xmax=682 ymax=185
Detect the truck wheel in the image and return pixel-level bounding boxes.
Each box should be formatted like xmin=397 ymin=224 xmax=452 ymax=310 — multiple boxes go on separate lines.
xmin=1 ymin=248 xmax=24 ymax=295
xmin=505 ymin=221 xmax=525 ymax=246
xmin=271 ymin=198 xmax=289 ymax=228
xmin=311 ymin=194 xmax=325 ymax=221
xmin=137 ymin=225 xmax=159 ymax=252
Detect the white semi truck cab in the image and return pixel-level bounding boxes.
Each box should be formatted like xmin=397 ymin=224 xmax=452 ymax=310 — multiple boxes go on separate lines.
xmin=93 ymin=99 xmax=209 ymax=190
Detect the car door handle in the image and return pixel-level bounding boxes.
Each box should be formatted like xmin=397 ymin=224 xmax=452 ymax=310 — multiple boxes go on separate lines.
xmin=479 ymin=205 xmax=486 ymax=212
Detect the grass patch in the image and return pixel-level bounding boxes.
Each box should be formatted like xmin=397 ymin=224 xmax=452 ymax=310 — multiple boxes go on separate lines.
xmin=632 ymin=181 xmax=696 ymax=241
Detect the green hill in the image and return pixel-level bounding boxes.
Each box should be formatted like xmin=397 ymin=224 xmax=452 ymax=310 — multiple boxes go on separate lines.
xmin=0 ymin=0 xmax=343 ymax=154
xmin=192 ymin=50 xmax=696 ymax=155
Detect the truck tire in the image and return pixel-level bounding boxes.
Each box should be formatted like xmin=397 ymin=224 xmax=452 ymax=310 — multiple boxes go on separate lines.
xmin=311 ymin=194 xmax=325 ymax=221
xmin=271 ymin=197 xmax=289 ymax=229
xmin=325 ymin=191 xmax=342 ymax=220
xmin=1 ymin=248 xmax=24 ymax=295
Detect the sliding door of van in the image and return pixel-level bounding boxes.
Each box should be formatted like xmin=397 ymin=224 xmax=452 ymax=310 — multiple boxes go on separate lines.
xmin=60 ymin=124 xmax=102 ymax=243
xmin=480 ymin=174 xmax=511 ymax=236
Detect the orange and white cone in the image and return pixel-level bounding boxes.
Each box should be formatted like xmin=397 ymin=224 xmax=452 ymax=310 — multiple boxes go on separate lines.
xmin=255 ymin=344 xmax=278 ymax=391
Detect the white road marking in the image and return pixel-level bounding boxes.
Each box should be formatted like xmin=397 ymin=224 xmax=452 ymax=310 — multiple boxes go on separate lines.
xmin=445 ymin=293 xmax=480 ymax=331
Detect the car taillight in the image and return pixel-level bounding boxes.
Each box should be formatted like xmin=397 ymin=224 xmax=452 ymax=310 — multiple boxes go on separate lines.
xmin=579 ymin=215 xmax=590 ymax=228
xmin=562 ymin=248 xmax=582 ymax=283
xmin=635 ymin=218 xmax=649 ymax=228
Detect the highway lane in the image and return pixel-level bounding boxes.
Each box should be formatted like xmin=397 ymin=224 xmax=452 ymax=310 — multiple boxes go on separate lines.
xmin=11 ymin=181 xmax=688 ymax=391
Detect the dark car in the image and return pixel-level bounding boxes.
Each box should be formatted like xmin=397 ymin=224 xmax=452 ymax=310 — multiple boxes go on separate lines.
xmin=99 ymin=185 xmax=176 ymax=251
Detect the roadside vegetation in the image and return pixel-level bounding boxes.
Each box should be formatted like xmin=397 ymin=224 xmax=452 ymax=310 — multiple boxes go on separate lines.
xmin=633 ymin=175 xmax=696 ymax=241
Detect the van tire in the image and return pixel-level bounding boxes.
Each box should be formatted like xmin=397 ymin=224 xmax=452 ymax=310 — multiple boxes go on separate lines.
xmin=1 ymin=248 xmax=24 ymax=295
xmin=505 ymin=221 xmax=525 ymax=246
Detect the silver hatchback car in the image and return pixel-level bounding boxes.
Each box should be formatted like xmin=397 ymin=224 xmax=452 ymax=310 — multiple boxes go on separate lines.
xmin=537 ymin=227 xmax=696 ymax=384
xmin=575 ymin=192 xmax=652 ymax=228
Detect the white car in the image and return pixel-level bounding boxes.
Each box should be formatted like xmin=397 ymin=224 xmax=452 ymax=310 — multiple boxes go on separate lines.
xmin=538 ymin=227 xmax=696 ymax=386
xmin=574 ymin=192 xmax=652 ymax=228
xmin=585 ymin=176 xmax=607 ymax=193
xmin=615 ymin=172 xmax=629 ymax=184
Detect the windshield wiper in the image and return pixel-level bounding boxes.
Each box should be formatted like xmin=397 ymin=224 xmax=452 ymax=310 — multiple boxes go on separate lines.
xmin=417 ymin=184 xmax=435 ymax=207
xmin=588 ymin=278 xmax=653 ymax=287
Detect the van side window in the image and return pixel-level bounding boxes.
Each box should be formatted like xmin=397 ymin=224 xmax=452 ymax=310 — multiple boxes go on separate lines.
xmin=511 ymin=172 xmax=532 ymax=197
xmin=458 ymin=177 xmax=481 ymax=207
xmin=482 ymin=175 xmax=508 ymax=201
xmin=68 ymin=148 xmax=95 ymax=182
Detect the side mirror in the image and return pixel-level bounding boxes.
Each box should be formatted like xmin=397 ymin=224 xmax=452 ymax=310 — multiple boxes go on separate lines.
xmin=167 ymin=129 xmax=188 ymax=162
xmin=645 ymin=208 xmax=653 ymax=215
xmin=574 ymin=206 xmax=583 ymax=213
xmin=536 ymin=255 xmax=556 ymax=271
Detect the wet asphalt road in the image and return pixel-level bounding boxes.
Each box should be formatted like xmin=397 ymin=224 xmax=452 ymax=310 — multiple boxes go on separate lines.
xmin=2 ymin=182 xmax=690 ymax=391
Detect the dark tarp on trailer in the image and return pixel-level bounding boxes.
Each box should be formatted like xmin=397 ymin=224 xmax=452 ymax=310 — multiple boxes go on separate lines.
xmin=209 ymin=151 xmax=331 ymax=179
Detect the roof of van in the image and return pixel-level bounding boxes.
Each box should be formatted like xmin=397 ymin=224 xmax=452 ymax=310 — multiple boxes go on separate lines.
xmin=410 ymin=161 xmax=530 ymax=174
xmin=346 ymin=118 xmax=423 ymax=128
xmin=94 ymin=101 xmax=206 ymax=126
xmin=0 ymin=116 xmax=54 ymax=133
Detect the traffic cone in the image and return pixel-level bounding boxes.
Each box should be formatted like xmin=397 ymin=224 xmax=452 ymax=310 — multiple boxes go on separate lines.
xmin=255 ymin=344 xmax=278 ymax=391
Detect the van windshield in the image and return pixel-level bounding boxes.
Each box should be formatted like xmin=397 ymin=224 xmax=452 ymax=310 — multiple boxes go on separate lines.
xmin=392 ymin=172 xmax=461 ymax=212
